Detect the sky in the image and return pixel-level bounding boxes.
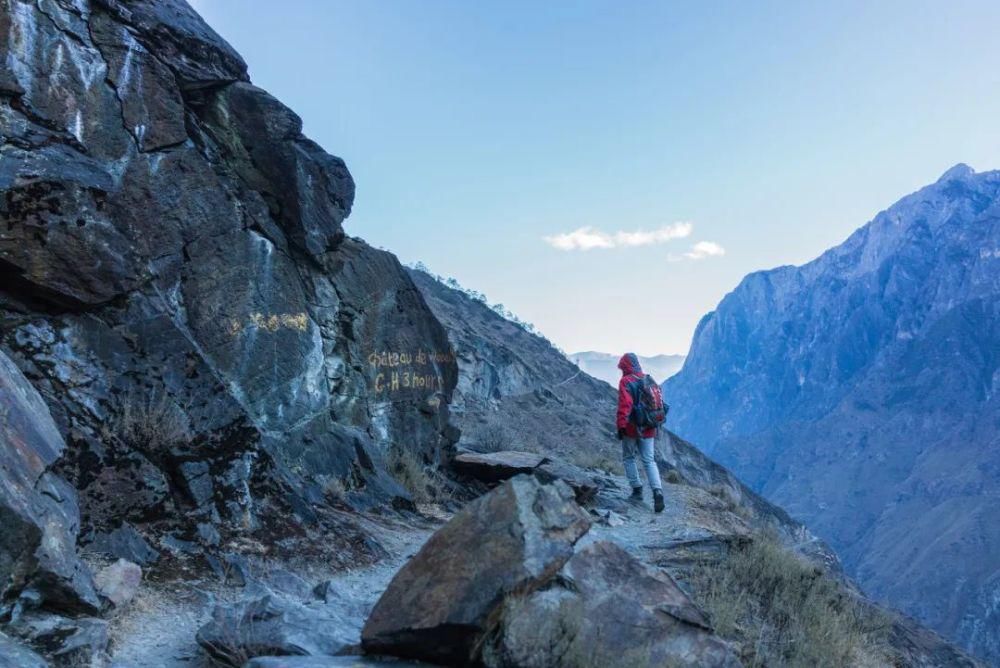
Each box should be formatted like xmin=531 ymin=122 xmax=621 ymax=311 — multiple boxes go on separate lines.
xmin=190 ymin=0 xmax=1000 ymax=355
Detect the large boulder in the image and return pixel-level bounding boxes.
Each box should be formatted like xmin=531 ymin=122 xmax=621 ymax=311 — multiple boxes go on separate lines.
xmin=485 ymin=541 xmax=741 ymax=667
xmin=362 ymin=476 xmax=590 ymax=664
xmin=451 ymin=450 xmax=548 ymax=482
xmin=0 ymin=350 xmax=98 ymax=614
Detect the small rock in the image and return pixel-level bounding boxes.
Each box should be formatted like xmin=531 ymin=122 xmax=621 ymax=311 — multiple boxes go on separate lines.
xmin=87 ymin=523 xmax=161 ymax=565
xmin=591 ymin=508 xmax=626 ymax=527
xmin=197 ymin=522 xmax=222 ymax=546
xmin=162 ymin=534 xmax=200 ymax=555
xmin=0 ymin=631 xmax=48 ymax=668
xmin=179 ymin=461 xmax=215 ymax=509
xmin=6 ymin=612 xmax=109 ymax=666
xmin=451 ymin=450 xmax=548 ymax=482
xmin=196 ymin=594 xmax=357 ymax=666
xmin=535 ymin=459 xmax=600 ymax=504
xmin=265 ymin=568 xmax=313 ymax=600
xmin=94 ymin=558 xmax=142 ymax=608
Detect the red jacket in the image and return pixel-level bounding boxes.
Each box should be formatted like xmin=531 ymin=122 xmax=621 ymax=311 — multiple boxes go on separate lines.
xmin=616 ymin=353 xmax=656 ymax=439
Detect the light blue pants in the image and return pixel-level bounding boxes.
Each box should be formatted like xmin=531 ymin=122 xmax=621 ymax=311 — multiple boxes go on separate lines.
xmin=622 ymin=436 xmax=662 ymax=491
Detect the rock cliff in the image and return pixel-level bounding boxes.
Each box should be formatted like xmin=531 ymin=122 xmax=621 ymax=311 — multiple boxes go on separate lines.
xmin=1 ymin=0 xmax=456 ymax=604
xmin=663 ymin=164 xmax=1000 ymax=663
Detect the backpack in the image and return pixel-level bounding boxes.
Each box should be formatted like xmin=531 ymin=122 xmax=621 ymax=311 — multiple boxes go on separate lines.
xmin=628 ymin=374 xmax=668 ymax=431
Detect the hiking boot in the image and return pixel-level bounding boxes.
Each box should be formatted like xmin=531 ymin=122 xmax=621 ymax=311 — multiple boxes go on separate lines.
xmin=653 ymin=490 xmax=665 ymax=513
xmin=629 ymin=486 xmax=643 ymax=501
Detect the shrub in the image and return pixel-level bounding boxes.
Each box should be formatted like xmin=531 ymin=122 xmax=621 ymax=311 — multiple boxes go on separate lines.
xmin=387 ymin=446 xmax=443 ymax=504
xmin=663 ymin=468 xmax=684 ymax=485
xmin=110 ymin=389 xmax=191 ymax=452
xmin=473 ymin=419 xmax=514 ymax=453
xmin=690 ymin=533 xmax=890 ymax=667
xmin=573 ymin=449 xmax=624 ymax=475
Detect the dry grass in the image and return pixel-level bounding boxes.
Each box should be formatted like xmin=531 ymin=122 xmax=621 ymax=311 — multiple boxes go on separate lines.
xmin=473 ymin=418 xmax=515 ymax=453
xmin=387 ymin=446 xmax=455 ymax=504
xmin=570 ymin=447 xmax=624 ymax=475
xmin=663 ymin=468 xmax=684 ymax=485
xmin=690 ymin=532 xmax=891 ymax=667
xmin=109 ymin=389 xmax=191 ymax=452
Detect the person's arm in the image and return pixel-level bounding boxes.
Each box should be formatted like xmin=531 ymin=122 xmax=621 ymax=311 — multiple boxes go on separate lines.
xmin=616 ymin=377 xmax=633 ymax=437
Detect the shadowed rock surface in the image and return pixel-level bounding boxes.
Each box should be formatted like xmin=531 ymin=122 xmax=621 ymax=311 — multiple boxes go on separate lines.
xmin=664 ymin=165 xmax=1000 ymax=663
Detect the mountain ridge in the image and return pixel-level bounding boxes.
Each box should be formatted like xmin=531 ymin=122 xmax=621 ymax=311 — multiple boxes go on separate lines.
xmin=663 ymin=163 xmax=1000 ymax=663
xmin=570 ymin=350 xmax=686 ymax=387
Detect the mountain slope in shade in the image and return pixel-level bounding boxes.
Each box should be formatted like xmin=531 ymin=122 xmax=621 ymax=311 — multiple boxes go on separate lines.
xmin=662 ymin=164 xmax=1000 ymax=664
xmin=570 ymin=351 xmax=686 ymax=387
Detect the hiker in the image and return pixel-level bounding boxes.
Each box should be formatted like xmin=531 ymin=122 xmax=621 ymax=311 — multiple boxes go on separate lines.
xmin=616 ymin=352 xmax=666 ymax=512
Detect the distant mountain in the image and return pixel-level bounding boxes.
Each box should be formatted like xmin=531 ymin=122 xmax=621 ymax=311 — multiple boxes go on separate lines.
xmin=663 ymin=164 xmax=1000 ymax=663
xmin=570 ymin=351 xmax=685 ymax=387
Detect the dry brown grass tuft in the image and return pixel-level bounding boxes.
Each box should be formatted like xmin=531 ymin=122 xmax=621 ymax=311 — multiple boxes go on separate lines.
xmin=387 ymin=446 xmax=455 ymax=504
xmin=109 ymin=389 xmax=191 ymax=452
xmin=690 ymin=532 xmax=891 ymax=667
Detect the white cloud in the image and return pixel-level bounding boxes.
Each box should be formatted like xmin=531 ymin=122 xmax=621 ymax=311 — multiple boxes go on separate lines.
xmin=682 ymin=241 xmax=726 ymax=260
xmin=543 ymin=222 xmax=692 ymax=251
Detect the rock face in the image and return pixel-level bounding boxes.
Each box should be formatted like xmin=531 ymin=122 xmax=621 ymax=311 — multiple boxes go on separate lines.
xmin=361 ymin=476 xmax=591 ymax=665
xmin=663 ymin=164 xmax=1000 ymax=663
xmin=0 ymin=349 xmax=99 ymax=614
xmin=0 ymin=0 xmax=457 ymax=562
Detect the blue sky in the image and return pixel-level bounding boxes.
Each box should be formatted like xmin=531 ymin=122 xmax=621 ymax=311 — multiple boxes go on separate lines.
xmin=190 ymin=0 xmax=1000 ymax=355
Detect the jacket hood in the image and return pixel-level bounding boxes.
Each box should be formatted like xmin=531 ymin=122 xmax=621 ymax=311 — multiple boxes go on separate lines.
xmin=617 ymin=352 xmax=642 ymax=376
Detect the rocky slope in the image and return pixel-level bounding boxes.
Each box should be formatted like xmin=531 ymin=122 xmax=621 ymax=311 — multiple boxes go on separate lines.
xmin=570 ymin=350 xmax=685 ymax=387
xmin=663 ymin=164 xmax=1000 ymax=664
xmin=408 ymin=266 xmax=615 ymax=467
